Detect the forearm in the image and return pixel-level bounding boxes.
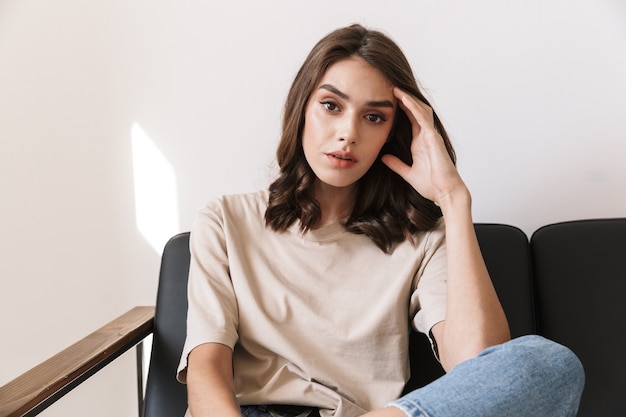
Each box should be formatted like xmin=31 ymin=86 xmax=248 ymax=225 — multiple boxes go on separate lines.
xmin=436 ymin=188 xmax=510 ymax=371
xmin=187 ymin=343 xmax=242 ymax=417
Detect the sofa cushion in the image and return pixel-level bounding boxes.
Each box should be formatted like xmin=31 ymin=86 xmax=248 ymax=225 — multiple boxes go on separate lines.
xmin=531 ymin=218 xmax=626 ymax=417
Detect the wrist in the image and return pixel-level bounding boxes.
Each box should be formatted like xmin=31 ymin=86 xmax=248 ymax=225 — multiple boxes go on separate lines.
xmin=436 ymin=186 xmax=472 ymax=217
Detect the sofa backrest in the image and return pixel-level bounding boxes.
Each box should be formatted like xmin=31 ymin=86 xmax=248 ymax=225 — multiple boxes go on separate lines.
xmin=143 ymin=232 xmax=190 ymax=417
xmin=531 ymin=218 xmax=626 ymax=417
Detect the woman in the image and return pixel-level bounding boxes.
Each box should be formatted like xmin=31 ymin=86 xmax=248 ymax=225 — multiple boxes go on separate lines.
xmin=178 ymin=24 xmax=584 ymax=417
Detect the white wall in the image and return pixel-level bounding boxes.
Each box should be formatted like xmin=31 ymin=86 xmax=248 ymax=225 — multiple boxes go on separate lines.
xmin=1 ymin=0 xmax=624 ymax=415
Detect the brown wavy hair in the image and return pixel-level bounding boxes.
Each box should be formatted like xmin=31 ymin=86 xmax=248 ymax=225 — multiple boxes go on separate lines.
xmin=265 ymin=24 xmax=456 ymax=253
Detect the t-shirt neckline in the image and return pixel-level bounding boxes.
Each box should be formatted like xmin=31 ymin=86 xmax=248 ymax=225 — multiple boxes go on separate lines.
xmin=290 ymin=220 xmax=348 ymax=242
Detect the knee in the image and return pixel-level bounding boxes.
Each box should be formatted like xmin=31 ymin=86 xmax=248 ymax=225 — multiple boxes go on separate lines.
xmin=508 ymin=335 xmax=585 ymax=398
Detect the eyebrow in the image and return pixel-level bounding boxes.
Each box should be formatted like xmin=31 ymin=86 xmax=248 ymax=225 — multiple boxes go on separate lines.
xmin=318 ymin=84 xmax=395 ymax=108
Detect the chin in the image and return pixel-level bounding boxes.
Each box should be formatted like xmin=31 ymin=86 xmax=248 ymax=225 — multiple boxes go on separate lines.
xmin=315 ymin=175 xmax=361 ymax=190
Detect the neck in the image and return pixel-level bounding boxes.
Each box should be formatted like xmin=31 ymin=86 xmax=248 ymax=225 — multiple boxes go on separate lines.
xmin=313 ymin=182 xmax=356 ymax=228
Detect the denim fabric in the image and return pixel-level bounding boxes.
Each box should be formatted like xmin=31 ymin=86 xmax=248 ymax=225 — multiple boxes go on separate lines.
xmin=388 ymin=335 xmax=584 ymax=417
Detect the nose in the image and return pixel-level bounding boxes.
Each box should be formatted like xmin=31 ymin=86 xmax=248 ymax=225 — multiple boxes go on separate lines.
xmin=338 ymin=115 xmax=359 ymax=144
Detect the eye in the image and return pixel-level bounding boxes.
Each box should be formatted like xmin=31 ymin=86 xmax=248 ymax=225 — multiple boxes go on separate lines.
xmin=365 ymin=113 xmax=386 ymax=124
xmin=321 ymin=101 xmax=339 ymax=112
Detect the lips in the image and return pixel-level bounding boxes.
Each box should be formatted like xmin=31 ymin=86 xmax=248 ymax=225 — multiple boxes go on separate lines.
xmin=327 ymin=151 xmax=357 ymax=162
xmin=326 ymin=151 xmax=358 ymax=168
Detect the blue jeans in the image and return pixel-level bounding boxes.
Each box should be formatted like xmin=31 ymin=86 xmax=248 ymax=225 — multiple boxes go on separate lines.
xmin=389 ymin=335 xmax=585 ymax=417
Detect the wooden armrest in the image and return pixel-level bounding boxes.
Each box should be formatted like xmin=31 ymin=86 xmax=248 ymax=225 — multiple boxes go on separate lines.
xmin=0 ymin=306 xmax=155 ymax=417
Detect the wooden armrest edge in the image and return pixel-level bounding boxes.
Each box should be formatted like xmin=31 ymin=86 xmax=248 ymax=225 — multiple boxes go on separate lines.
xmin=0 ymin=306 xmax=155 ymax=417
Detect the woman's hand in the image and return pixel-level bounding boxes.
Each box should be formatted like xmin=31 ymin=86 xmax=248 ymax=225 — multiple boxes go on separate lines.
xmin=382 ymin=87 xmax=468 ymax=209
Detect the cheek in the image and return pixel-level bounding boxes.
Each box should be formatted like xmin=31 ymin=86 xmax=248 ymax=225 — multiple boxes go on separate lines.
xmin=301 ymin=119 xmax=315 ymax=151
xmin=302 ymin=110 xmax=330 ymax=145
xmin=301 ymin=118 xmax=322 ymax=161
xmin=359 ymin=132 xmax=391 ymax=168
xmin=366 ymin=129 xmax=391 ymax=153
xmin=301 ymin=107 xmax=314 ymax=147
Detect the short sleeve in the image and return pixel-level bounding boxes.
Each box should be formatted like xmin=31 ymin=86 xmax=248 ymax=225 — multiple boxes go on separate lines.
xmin=176 ymin=199 xmax=240 ymax=383
xmin=410 ymin=219 xmax=447 ymax=336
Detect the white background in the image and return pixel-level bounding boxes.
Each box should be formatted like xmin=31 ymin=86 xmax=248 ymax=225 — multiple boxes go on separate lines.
xmin=1 ymin=1 xmax=625 ymax=415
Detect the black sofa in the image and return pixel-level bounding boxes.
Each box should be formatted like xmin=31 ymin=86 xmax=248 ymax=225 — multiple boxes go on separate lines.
xmin=1 ymin=218 xmax=624 ymax=417
xmin=406 ymin=219 xmax=626 ymax=417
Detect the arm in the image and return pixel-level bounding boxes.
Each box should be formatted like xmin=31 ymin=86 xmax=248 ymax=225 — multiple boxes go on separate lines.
xmin=383 ymin=87 xmax=510 ymax=372
xmin=187 ymin=343 xmax=241 ymax=417
xmin=183 ymin=203 xmax=243 ymax=416
xmin=429 ymin=190 xmax=510 ymax=371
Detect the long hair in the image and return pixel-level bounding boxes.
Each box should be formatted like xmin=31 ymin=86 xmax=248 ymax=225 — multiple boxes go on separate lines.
xmin=265 ymin=24 xmax=456 ymax=253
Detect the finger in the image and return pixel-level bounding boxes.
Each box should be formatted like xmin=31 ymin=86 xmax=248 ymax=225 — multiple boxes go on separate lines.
xmin=393 ymin=87 xmax=434 ymax=133
xmin=396 ymin=95 xmax=422 ymax=139
xmin=393 ymin=87 xmax=433 ymax=120
xmin=381 ymin=154 xmax=411 ymax=179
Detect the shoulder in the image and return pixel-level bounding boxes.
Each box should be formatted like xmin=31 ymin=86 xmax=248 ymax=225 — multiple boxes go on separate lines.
xmin=197 ymin=189 xmax=269 ymax=220
xmin=420 ymin=217 xmax=446 ymax=254
xmin=191 ymin=190 xmax=270 ymax=240
xmin=399 ymin=218 xmax=446 ymax=254
xmin=426 ymin=218 xmax=446 ymax=242
xmin=190 ymin=190 xmax=269 ymax=250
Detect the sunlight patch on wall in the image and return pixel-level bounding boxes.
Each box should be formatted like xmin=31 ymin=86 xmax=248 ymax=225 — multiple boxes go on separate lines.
xmin=132 ymin=122 xmax=179 ymax=255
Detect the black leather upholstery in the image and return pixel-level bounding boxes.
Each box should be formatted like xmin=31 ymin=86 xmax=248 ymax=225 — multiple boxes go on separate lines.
xmin=143 ymin=232 xmax=190 ymax=417
xmin=531 ymin=219 xmax=626 ymax=417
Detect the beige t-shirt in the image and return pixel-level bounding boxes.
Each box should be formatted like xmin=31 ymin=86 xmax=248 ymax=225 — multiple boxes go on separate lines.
xmin=177 ymin=190 xmax=447 ymax=417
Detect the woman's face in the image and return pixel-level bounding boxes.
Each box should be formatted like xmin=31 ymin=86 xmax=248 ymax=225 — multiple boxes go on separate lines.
xmin=302 ymin=56 xmax=396 ymax=192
